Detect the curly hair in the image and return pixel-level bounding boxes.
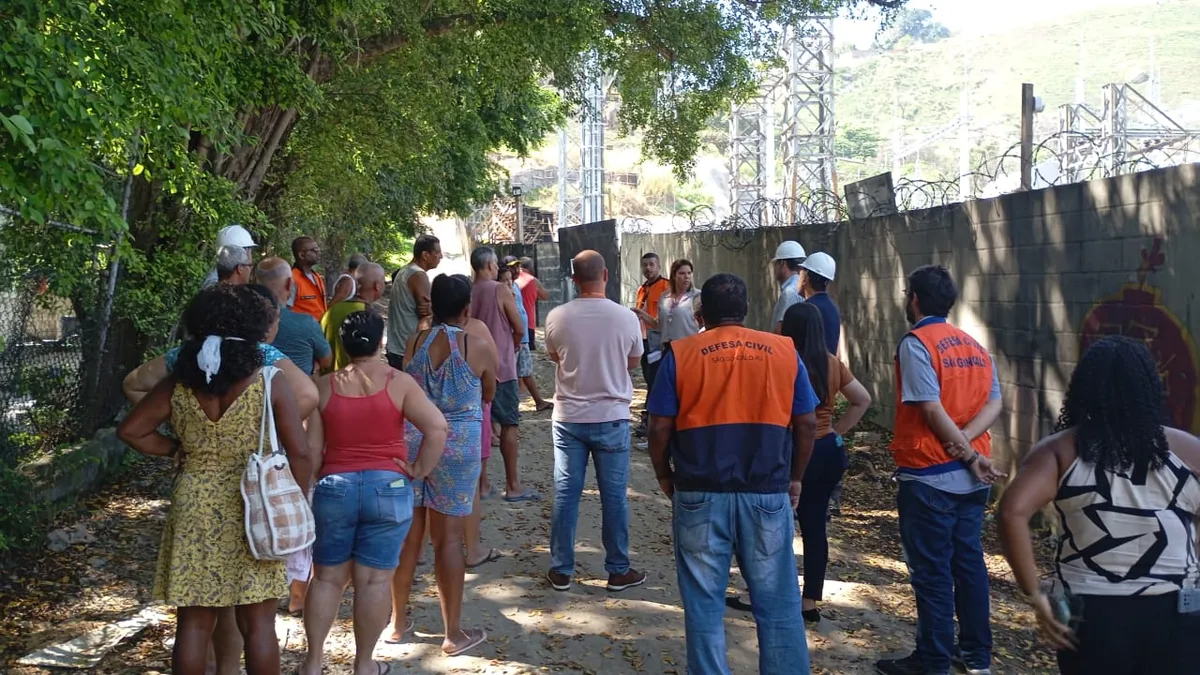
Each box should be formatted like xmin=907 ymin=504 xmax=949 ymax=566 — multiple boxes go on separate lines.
xmin=175 ymin=285 xmax=271 ymax=396
xmin=1055 ymin=335 xmax=1170 ymax=474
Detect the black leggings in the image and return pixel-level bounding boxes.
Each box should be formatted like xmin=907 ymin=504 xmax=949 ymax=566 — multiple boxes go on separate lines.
xmin=795 ymin=433 xmax=847 ymax=601
xmin=1057 ymin=593 xmax=1200 ymax=674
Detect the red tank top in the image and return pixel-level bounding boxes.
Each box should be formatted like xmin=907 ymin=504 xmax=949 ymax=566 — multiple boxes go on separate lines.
xmin=515 ymin=271 xmax=538 ymax=329
xmin=318 ymin=370 xmax=408 ymax=477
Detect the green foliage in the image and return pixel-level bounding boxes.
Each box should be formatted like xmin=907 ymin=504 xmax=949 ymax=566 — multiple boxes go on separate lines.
xmin=16 ymin=365 xmax=82 ymax=453
xmin=876 ymin=8 xmax=950 ymax=50
xmin=838 ymin=2 xmax=1200 ymax=181
xmin=1 ymin=0 xmax=903 ymax=376
xmin=838 ymin=126 xmax=883 ymax=162
xmin=0 ymin=462 xmax=45 ymax=551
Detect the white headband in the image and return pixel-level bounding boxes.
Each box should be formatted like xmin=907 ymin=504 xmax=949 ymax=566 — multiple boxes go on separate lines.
xmin=197 ymin=335 xmax=247 ymax=383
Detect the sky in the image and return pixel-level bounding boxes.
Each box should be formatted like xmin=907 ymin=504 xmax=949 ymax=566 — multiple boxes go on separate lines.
xmin=838 ymin=0 xmax=1159 ymax=48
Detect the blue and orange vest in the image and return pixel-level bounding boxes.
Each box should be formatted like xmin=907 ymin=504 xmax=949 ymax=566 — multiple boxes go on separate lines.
xmin=670 ymin=325 xmax=799 ymax=493
xmin=890 ymin=319 xmax=993 ymax=473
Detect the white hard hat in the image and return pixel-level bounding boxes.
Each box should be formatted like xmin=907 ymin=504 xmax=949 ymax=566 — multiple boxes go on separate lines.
xmin=216 ymin=224 xmax=257 ymax=249
xmin=772 ymin=240 xmax=806 ymax=261
xmin=800 ymin=252 xmax=836 ymax=280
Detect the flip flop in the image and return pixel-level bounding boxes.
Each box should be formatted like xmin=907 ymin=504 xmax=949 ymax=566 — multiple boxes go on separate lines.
xmin=382 ymin=618 xmax=414 ymax=644
xmin=503 ymin=490 xmax=542 ymax=503
xmin=479 ymin=485 xmax=495 ymax=501
xmin=443 ymin=628 xmax=487 ymax=657
xmin=374 ymin=663 xmax=391 ymax=675
xmin=466 ymin=548 xmax=502 ymax=569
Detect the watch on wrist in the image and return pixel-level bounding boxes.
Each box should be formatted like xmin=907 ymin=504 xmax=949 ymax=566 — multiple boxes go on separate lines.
xmin=963 ymin=451 xmax=979 ymax=466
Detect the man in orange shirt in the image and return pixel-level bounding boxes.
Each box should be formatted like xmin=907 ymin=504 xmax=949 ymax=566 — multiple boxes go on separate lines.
xmin=631 ymin=252 xmax=670 ymax=437
xmin=290 ymin=236 xmax=327 ymax=321
xmin=877 ymin=265 xmax=1004 ymax=675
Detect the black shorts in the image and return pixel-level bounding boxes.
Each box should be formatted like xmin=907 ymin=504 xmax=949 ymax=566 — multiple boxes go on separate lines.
xmin=386 ymin=352 xmax=404 ymax=371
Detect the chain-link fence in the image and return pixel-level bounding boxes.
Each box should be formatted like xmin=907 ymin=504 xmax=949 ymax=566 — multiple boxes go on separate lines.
xmin=0 ymin=275 xmax=90 ymax=466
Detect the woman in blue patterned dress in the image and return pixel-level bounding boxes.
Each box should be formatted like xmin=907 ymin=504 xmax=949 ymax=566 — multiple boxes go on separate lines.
xmin=389 ymin=273 xmax=498 ymax=656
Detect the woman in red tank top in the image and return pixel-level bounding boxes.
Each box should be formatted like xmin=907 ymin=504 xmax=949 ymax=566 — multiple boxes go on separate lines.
xmin=298 ymin=310 xmax=448 ymax=675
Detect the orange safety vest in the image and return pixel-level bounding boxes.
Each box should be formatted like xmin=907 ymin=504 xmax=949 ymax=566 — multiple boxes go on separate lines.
xmin=636 ymin=277 xmax=670 ymax=339
xmin=890 ymin=319 xmax=993 ymax=472
xmin=670 ymin=325 xmax=800 ymax=492
xmin=291 ymin=267 xmax=327 ymax=321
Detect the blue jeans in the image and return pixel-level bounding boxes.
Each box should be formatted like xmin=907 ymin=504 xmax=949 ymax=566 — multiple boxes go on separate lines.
xmin=674 ymin=490 xmax=808 ymax=675
xmin=312 ymin=470 xmax=413 ymax=570
xmin=796 ymin=434 xmax=847 ymax=600
xmin=550 ymin=420 xmax=631 ymax=576
xmin=897 ymin=480 xmax=992 ymax=674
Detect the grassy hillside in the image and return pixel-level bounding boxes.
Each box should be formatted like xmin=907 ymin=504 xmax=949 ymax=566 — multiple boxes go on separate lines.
xmin=496 ymin=0 xmax=1200 ymax=217
xmin=837 ymin=0 xmax=1200 ymax=178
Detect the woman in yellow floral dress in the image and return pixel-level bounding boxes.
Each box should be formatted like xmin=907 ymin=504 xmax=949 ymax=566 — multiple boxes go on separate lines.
xmin=119 ymin=285 xmax=313 ymax=675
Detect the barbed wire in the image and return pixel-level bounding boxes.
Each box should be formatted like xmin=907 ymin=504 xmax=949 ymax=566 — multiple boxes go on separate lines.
xmin=662 ymin=131 xmax=1200 ymax=251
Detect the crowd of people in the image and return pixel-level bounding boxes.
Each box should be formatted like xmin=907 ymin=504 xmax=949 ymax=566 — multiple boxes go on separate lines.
xmin=113 ymin=225 xmax=1200 ymax=675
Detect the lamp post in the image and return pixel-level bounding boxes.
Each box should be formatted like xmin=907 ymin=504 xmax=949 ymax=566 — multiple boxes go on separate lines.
xmin=511 ymin=185 xmax=524 ymax=243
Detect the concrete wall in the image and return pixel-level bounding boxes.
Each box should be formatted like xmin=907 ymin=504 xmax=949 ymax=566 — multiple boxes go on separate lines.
xmin=621 ymin=164 xmax=1200 ymax=469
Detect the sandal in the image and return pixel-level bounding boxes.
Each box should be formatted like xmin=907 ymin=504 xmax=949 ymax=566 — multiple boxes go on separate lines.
xmin=503 ymin=490 xmax=542 ymax=503
xmin=443 ymin=628 xmax=487 ymax=657
xmin=382 ymin=617 xmax=414 ymax=644
xmin=466 ymin=548 xmax=502 ymax=569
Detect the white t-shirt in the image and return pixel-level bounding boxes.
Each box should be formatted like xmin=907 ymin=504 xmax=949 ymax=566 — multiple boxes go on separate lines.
xmin=544 ymin=297 xmax=644 ymax=424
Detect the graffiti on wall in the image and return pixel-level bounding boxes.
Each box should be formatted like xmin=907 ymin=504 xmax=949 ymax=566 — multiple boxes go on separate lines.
xmin=1079 ymin=238 xmax=1200 ymax=432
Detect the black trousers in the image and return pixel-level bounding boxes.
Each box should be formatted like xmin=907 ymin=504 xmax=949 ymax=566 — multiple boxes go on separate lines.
xmin=1057 ymin=593 xmax=1200 ymax=675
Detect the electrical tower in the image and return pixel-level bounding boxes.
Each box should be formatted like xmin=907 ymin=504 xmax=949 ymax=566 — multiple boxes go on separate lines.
xmin=728 ymin=81 xmax=772 ymax=223
xmin=780 ymin=18 xmax=837 ymax=221
xmin=558 ymin=52 xmax=608 ymax=231
xmin=1058 ymin=82 xmax=1200 ymax=184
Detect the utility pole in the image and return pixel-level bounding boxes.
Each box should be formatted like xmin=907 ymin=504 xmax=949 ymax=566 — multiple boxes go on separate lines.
xmin=1020 ymin=83 xmax=1035 ymax=191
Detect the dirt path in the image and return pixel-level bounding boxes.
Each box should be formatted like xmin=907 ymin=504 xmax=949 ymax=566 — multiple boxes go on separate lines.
xmin=0 ymin=342 xmax=1058 ymax=674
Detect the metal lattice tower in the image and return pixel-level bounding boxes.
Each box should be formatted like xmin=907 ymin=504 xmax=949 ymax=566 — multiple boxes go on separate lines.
xmin=1058 ymin=82 xmax=1200 ymax=183
xmin=558 ymin=53 xmax=608 ymax=230
xmin=556 ymin=128 xmax=582 ymax=230
xmin=780 ymin=19 xmax=836 ymax=220
xmin=728 ymin=80 xmax=775 ymax=222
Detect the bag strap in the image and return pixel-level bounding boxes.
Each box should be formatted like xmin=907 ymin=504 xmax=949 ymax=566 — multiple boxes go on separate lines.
xmin=257 ymin=366 xmax=283 ymax=456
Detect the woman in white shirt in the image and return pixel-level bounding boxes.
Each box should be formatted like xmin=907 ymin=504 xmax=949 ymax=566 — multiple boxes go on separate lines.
xmin=646 ymin=259 xmax=701 ymax=346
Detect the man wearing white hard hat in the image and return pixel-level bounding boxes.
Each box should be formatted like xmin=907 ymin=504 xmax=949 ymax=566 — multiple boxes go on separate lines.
xmin=202 ymin=224 xmax=259 ymax=289
xmin=799 ymin=252 xmax=840 ymax=355
xmin=770 ymin=240 xmax=806 ymax=334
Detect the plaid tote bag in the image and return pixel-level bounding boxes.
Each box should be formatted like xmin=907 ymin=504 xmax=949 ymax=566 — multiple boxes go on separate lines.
xmin=241 ymin=366 xmax=315 ymax=560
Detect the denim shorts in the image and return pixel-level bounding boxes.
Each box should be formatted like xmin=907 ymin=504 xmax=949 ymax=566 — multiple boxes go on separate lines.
xmin=516 ymin=343 xmax=533 ymax=378
xmin=491 ymin=379 xmax=520 ymax=426
xmin=312 ymin=469 xmax=413 ymax=570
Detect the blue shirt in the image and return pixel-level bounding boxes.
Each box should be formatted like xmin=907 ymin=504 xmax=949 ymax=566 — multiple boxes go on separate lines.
xmin=806 ymin=292 xmax=841 ymax=354
xmin=271 ymin=307 xmax=331 ymax=375
xmin=896 ymin=316 xmax=1001 ymax=494
xmin=512 ymin=283 xmax=531 ymax=346
xmin=771 ymin=275 xmax=804 ymax=326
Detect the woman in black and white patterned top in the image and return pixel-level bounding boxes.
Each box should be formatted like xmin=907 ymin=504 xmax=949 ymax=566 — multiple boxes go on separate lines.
xmin=998 ymin=335 xmax=1200 ymax=675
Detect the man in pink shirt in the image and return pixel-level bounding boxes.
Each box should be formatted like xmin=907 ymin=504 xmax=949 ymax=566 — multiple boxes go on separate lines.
xmin=543 ymin=250 xmax=646 ymax=594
